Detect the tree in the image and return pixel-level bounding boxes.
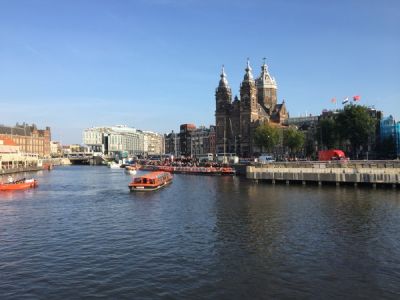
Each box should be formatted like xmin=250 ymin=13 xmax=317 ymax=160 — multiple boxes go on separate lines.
xmin=254 ymin=123 xmax=280 ymax=154
xmin=335 ymin=105 xmax=376 ymax=158
xmin=316 ymin=118 xmax=338 ymax=149
xmin=283 ymin=127 xmax=305 ymax=157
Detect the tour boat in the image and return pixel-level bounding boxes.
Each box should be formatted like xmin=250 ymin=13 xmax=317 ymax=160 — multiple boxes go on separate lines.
xmin=125 ymin=165 xmax=138 ymax=175
xmin=0 ymin=179 xmax=38 ymax=191
xmin=129 ymin=171 xmax=173 ymax=192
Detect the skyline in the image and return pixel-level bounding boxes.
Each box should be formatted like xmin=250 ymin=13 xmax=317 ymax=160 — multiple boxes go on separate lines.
xmin=1 ymin=0 xmax=399 ymax=144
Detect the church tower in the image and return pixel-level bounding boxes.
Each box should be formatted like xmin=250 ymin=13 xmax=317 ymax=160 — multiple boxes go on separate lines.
xmin=256 ymin=59 xmax=278 ymax=113
xmin=239 ymin=59 xmax=258 ymax=157
xmin=215 ymin=66 xmax=232 ymax=154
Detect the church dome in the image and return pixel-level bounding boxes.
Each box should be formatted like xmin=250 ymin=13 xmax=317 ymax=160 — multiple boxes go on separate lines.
xmin=243 ymin=59 xmax=254 ymax=82
xmin=219 ymin=65 xmax=230 ymax=88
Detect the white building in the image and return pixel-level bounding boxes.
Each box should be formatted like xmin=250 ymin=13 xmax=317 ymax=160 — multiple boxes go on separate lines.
xmin=83 ymin=125 xmax=163 ymax=157
xmin=142 ymin=131 xmax=164 ymax=156
xmin=50 ymin=141 xmax=62 ymax=157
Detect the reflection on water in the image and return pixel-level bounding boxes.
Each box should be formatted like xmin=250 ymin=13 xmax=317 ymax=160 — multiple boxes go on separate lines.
xmin=0 ymin=166 xmax=399 ymax=299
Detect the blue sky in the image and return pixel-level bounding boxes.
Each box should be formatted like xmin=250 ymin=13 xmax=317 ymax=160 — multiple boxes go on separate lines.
xmin=0 ymin=0 xmax=399 ymax=144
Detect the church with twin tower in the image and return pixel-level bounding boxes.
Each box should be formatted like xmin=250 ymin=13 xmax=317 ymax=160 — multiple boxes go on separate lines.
xmin=215 ymin=59 xmax=288 ymax=157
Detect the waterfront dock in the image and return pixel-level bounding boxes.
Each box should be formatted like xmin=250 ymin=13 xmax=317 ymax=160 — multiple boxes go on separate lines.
xmin=0 ymin=158 xmax=71 ymax=175
xmin=247 ymin=161 xmax=400 ymax=188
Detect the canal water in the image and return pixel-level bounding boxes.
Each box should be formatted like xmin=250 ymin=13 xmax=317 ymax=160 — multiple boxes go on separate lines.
xmin=1 ymin=166 xmax=400 ymax=299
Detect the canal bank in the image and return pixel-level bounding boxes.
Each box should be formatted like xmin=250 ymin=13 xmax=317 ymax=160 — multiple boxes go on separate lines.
xmin=247 ymin=160 xmax=400 ymax=188
xmin=0 ymin=158 xmax=71 ymax=176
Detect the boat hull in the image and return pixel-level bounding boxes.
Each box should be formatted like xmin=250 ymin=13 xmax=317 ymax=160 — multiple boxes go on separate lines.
xmin=129 ymin=171 xmax=173 ymax=192
xmin=129 ymin=179 xmax=172 ymax=192
xmin=0 ymin=180 xmax=38 ymax=191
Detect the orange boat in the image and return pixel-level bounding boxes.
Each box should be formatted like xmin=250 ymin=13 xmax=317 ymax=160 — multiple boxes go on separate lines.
xmin=0 ymin=179 xmax=38 ymax=191
xmin=129 ymin=171 xmax=172 ymax=192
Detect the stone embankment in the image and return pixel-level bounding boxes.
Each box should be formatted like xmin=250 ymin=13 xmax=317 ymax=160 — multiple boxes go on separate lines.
xmin=247 ymin=161 xmax=400 ymax=188
xmin=1 ymin=166 xmax=43 ymax=175
xmin=0 ymin=158 xmax=71 ymax=175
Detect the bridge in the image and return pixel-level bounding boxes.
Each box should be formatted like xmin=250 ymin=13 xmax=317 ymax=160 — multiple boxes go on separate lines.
xmin=66 ymin=153 xmax=105 ymax=165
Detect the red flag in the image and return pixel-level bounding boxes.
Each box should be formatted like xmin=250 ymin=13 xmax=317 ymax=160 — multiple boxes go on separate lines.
xmin=331 ymin=97 xmax=336 ymax=103
xmin=353 ymin=95 xmax=361 ymax=101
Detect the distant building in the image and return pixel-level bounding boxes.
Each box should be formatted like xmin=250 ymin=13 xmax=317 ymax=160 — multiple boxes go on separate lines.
xmin=83 ymin=125 xmax=144 ymax=156
xmin=0 ymin=123 xmax=51 ymax=158
xmin=380 ymin=115 xmax=400 ymax=158
xmin=83 ymin=125 xmax=164 ymax=157
xmin=190 ymin=126 xmax=213 ymax=158
xmin=285 ymin=115 xmax=319 ymax=130
xmin=215 ymin=60 xmax=288 ymax=157
xmin=142 ymin=131 xmax=164 ymax=156
xmin=0 ymin=137 xmax=38 ymax=170
xmin=0 ymin=137 xmax=19 ymax=154
xmin=50 ymin=141 xmax=63 ymax=157
xmin=164 ymin=131 xmax=181 ymax=157
xmin=179 ymin=124 xmax=197 ymax=157
xmin=165 ymin=124 xmax=215 ymax=158
xmin=208 ymin=125 xmax=216 ymax=155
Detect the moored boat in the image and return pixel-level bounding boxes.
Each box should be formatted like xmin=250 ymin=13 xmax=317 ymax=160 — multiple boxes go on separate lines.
xmin=154 ymin=165 xmax=236 ymax=176
xmin=0 ymin=178 xmax=38 ymax=191
xmin=108 ymin=161 xmax=122 ymax=169
xmin=129 ymin=171 xmax=173 ymax=192
xmin=125 ymin=165 xmax=138 ymax=175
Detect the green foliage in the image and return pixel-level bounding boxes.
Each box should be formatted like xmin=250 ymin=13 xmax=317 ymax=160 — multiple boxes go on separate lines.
xmin=283 ymin=127 xmax=305 ymax=155
xmin=254 ymin=123 xmax=280 ymax=153
xmin=316 ymin=118 xmax=338 ymax=149
xmin=335 ymin=105 xmax=376 ymax=153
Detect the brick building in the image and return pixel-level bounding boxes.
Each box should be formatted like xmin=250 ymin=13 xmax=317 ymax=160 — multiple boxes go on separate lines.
xmin=165 ymin=124 xmax=215 ymax=158
xmin=0 ymin=123 xmax=51 ymax=158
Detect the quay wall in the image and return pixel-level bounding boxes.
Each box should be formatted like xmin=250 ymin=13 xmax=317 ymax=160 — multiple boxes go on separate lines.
xmin=1 ymin=166 xmax=42 ymax=175
xmin=1 ymin=158 xmax=71 ymax=175
xmin=246 ymin=161 xmax=400 ymax=186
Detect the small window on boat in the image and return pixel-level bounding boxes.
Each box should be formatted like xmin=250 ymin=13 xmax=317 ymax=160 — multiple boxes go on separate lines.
xmin=134 ymin=178 xmax=142 ymax=183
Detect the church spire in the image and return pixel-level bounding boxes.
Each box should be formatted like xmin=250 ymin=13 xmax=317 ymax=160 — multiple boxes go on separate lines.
xmin=243 ymin=58 xmax=254 ymax=82
xmin=219 ymin=64 xmax=230 ymax=88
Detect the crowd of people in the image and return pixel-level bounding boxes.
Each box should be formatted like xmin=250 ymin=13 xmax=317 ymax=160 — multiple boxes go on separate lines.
xmin=136 ymin=157 xmax=225 ymax=168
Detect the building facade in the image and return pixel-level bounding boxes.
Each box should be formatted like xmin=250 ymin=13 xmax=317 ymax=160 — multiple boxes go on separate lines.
xmin=165 ymin=124 xmax=215 ymax=158
xmin=0 ymin=123 xmax=51 ymax=158
xmin=0 ymin=137 xmax=39 ymax=170
xmin=83 ymin=125 xmax=144 ymax=156
xmin=164 ymin=131 xmax=181 ymax=157
xmin=179 ymin=124 xmax=196 ymax=157
xmin=380 ymin=115 xmax=400 ymax=158
xmin=83 ymin=125 xmax=164 ymax=157
xmin=215 ymin=60 xmax=288 ymax=157
xmin=142 ymin=131 xmax=165 ymax=156
xmin=50 ymin=141 xmax=63 ymax=157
